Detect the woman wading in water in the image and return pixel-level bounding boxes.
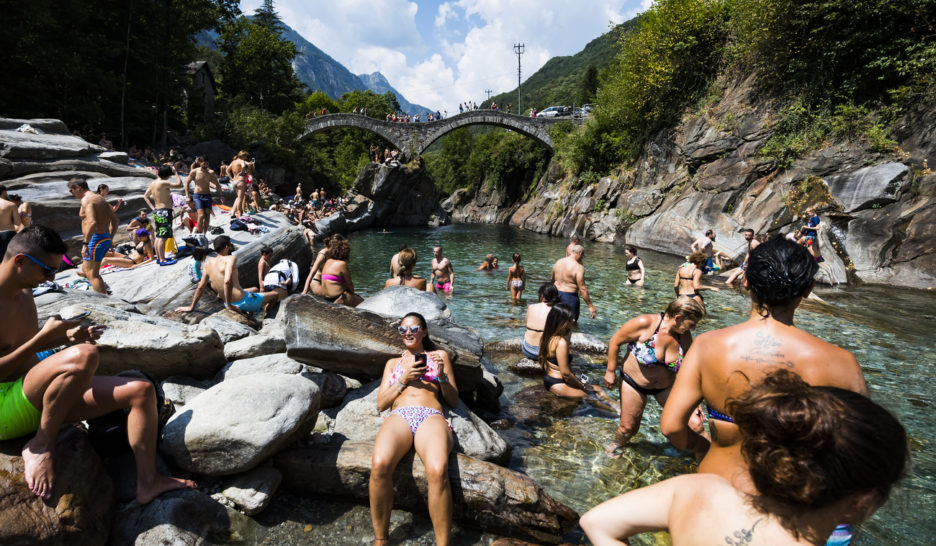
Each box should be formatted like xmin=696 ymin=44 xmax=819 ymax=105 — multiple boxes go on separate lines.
xmin=370 ymin=312 xmax=459 ymax=545
xmin=383 ymin=247 xmax=427 ymax=290
xmin=674 ymin=251 xmax=719 ymax=307
xmin=506 ymin=252 xmax=526 ymax=301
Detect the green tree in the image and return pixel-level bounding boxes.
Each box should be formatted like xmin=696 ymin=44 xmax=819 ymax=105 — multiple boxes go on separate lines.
xmin=578 ymin=64 xmax=599 ymax=104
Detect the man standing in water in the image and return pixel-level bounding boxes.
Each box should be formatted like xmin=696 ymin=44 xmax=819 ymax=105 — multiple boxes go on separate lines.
xmin=68 ymin=179 xmax=118 ymax=293
xmin=0 ymin=225 xmax=195 ymax=502
xmin=565 ymin=234 xmax=581 ymax=256
xmin=184 ymin=157 xmax=223 ymax=235
xmin=143 ymin=165 xmax=184 ymax=266
xmin=176 ymin=236 xmax=280 ymax=315
xmin=430 ymin=245 xmax=454 ymax=293
xmin=0 ymin=185 xmax=20 ymax=256
xmin=551 ymin=244 xmax=597 ymax=321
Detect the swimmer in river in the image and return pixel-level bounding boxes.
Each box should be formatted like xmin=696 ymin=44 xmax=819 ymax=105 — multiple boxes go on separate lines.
xmin=551 ymin=244 xmax=596 ymax=321
xmin=430 ymin=245 xmax=454 ymax=294
xmin=674 ymin=252 xmax=720 ymax=308
xmin=476 ymin=254 xmax=496 ymax=271
xmin=505 ymin=253 xmax=525 ymax=301
xmin=624 ymin=245 xmax=645 ymax=286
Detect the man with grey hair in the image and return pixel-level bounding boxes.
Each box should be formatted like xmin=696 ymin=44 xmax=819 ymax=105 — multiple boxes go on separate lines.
xmin=551 ymin=244 xmax=596 ymax=321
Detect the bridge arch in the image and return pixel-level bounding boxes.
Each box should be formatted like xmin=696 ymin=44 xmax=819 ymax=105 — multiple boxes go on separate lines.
xmin=298 ymin=111 xmax=567 ymax=159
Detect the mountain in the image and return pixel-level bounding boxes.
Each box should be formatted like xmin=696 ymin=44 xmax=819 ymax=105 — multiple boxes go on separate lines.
xmin=357 ymin=72 xmax=434 ymax=115
xmin=484 ymin=18 xmax=639 ymax=112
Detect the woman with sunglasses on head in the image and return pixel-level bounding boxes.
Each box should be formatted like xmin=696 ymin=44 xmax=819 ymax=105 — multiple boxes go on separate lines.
xmin=370 ymin=312 xmax=459 ymax=546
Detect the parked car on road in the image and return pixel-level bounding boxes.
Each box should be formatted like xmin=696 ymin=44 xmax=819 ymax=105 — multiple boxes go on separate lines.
xmin=537 ymin=105 xmax=572 ymax=118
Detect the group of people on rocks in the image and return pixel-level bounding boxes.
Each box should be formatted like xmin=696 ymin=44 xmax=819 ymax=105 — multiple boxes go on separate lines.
xmin=368 ymin=144 xmax=401 ymax=165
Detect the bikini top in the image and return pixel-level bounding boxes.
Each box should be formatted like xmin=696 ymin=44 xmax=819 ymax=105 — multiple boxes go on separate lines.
xmin=678 ymin=263 xmax=696 ymax=280
xmin=625 ymin=257 xmax=641 ymax=271
xmin=387 ymin=351 xmax=442 ymax=386
xmin=627 ymin=313 xmax=684 ymax=373
xmin=321 ymin=273 xmax=346 ymax=284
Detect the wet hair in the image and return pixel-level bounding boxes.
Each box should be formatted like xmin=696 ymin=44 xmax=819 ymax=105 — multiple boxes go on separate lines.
xmin=625 ymin=245 xmax=637 ymax=255
xmin=398 ymin=247 xmax=417 ymax=272
xmin=687 ymin=251 xmax=708 ymax=268
xmin=192 ymin=246 xmax=210 ymax=262
xmin=512 ymin=252 xmax=521 ymax=264
xmin=67 ymin=178 xmax=89 ymax=191
xmin=729 ymin=370 xmax=908 ymax=531
xmin=664 ymin=296 xmax=705 ymax=322
xmin=746 ymin=237 xmax=818 ymax=310
xmin=157 ymin=165 xmax=173 ymax=179
xmin=260 ymin=246 xmax=273 ymax=256
xmin=401 ymin=312 xmax=437 ymax=351
xmin=213 ymin=235 xmax=232 ymax=253
xmin=538 ymin=303 xmax=574 ymax=371
xmin=538 ymin=282 xmax=560 ymax=305
xmin=326 ymin=237 xmax=351 ymax=261
xmin=743 ymin=228 xmax=754 ymax=235
xmin=569 ymin=235 xmax=581 ymax=244
xmin=4 ymin=224 xmax=67 ymax=262
xmin=138 ymin=208 xmax=148 ymax=215
xmin=399 ymin=243 xmax=408 ymax=252
xmin=0 ymin=184 xmax=6 ymax=195
xmin=705 ymin=229 xmax=715 ymax=237
xmin=484 ymin=253 xmax=494 ymax=263
xmin=8 ymin=194 xmax=21 ymax=204
xmin=95 ymin=183 xmax=109 ymax=194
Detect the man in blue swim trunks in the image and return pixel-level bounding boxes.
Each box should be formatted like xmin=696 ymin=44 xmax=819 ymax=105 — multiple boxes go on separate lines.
xmin=0 ymin=226 xmax=195 ymax=502
xmin=175 ymin=235 xmax=280 ymax=315
xmin=184 ymin=157 xmax=224 ymax=235
xmin=551 ymin=244 xmax=597 ymax=321
xmin=68 ymin=178 xmax=118 ymax=294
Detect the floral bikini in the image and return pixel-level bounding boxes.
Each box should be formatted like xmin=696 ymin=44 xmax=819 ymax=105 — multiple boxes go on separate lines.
xmin=386 ymin=352 xmax=451 ymax=435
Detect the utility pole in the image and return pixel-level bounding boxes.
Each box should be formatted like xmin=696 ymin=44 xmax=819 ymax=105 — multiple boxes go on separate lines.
xmin=485 ymin=89 xmax=493 ymax=102
xmin=513 ymin=43 xmax=524 ymax=115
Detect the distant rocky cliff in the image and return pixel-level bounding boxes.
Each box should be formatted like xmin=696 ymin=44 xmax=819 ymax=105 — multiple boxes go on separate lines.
xmin=444 ymin=76 xmax=936 ymax=289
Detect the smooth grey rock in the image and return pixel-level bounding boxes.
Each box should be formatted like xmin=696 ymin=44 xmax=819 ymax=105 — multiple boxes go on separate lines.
xmin=110 ymin=489 xmax=261 ymax=545
xmin=98 ymin=151 xmax=128 ymax=164
xmin=508 ymin=358 xmax=543 ymax=376
xmin=160 ymin=373 xmax=321 ymax=475
xmin=484 ymin=332 xmax=608 ymax=356
xmin=358 ymin=285 xmax=451 ymax=321
xmin=824 ymin=162 xmax=908 ymax=212
xmin=161 ymin=376 xmax=210 ymax=408
xmin=0 ymin=127 xmax=105 ymax=159
xmin=201 ymin=313 xmax=258 ymax=344
xmin=214 ymin=353 xmax=348 ymax=408
xmin=0 ymin=117 xmax=71 ymax=134
xmin=325 ymin=380 xmax=510 ymax=464
xmin=218 ymin=467 xmax=282 ymax=516
xmin=222 ymin=334 xmax=286 ymax=361
xmin=34 ymin=289 xmax=139 ymax=323
xmin=57 ymin=303 xmax=225 ymax=380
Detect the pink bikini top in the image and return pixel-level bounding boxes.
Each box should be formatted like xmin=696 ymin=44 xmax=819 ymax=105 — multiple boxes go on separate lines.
xmin=387 ymin=352 xmax=442 ymax=386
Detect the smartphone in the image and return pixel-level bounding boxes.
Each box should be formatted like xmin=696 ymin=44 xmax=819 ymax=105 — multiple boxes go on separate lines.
xmin=65 ymin=311 xmax=91 ymax=321
xmin=579 ymin=373 xmax=590 ymax=385
xmin=414 ymin=353 xmax=428 ymax=369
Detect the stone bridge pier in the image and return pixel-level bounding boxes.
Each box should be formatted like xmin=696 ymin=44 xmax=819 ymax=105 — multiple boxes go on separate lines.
xmin=299 ymin=110 xmax=571 ymax=158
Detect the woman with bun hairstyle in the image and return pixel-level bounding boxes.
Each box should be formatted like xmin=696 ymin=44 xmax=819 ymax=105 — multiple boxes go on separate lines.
xmin=383 ymin=247 xmax=427 ymax=290
xmin=522 ymin=282 xmax=561 ymax=360
xmin=582 ymin=370 xmax=909 ymax=545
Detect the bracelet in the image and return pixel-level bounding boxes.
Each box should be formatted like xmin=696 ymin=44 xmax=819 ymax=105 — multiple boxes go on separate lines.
xmin=438 ymin=372 xmax=450 ymax=384
xmin=396 ymin=379 xmax=407 ymax=392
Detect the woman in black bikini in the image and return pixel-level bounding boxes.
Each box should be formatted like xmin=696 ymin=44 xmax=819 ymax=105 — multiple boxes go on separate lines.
xmin=540 ymin=305 xmax=616 ymax=405
xmin=522 ymin=282 xmax=560 ymax=360
xmin=602 ymin=297 xmax=707 ymax=457
xmin=624 ymin=246 xmax=645 ymax=286
xmin=674 ymin=251 xmax=719 ymax=307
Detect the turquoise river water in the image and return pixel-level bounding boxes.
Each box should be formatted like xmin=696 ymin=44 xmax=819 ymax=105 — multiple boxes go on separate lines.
xmin=341 ymin=223 xmax=934 ymax=545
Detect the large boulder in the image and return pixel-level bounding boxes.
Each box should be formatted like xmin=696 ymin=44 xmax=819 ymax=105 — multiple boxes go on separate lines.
xmin=200 ymin=311 xmax=258 ymax=344
xmin=358 ymin=285 xmax=452 ymax=322
xmin=323 ymin=380 xmax=510 ymax=464
xmin=824 ymin=162 xmax=909 ymax=213
xmin=222 ymin=334 xmax=286 ymax=361
xmin=275 ymin=442 xmax=578 ymax=544
xmin=0 ymin=427 xmax=114 ymax=546
xmin=283 ymin=295 xmax=483 ymax=391
xmin=160 ymin=373 xmax=321 ymax=475
xmin=0 ymin=125 xmax=105 ymax=160
xmin=109 ymin=488 xmax=262 ymax=545
xmin=56 ymin=303 xmax=225 ymax=380
xmin=214 ymin=353 xmax=347 ymax=408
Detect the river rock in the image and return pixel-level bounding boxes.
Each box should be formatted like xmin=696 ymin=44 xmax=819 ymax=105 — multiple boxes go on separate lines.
xmin=0 ymin=427 xmax=113 ymax=546
xmin=358 ymin=285 xmax=452 ymax=321
xmin=508 ymin=358 xmax=543 ymax=376
xmin=98 ymin=151 xmax=128 ymax=164
xmin=824 ymin=162 xmax=908 ymax=212
xmin=222 ymin=334 xmax=286 ymax=361
xmin=200 ymin=310 xmax=258 ymax=343
xmin=485 ymin=333 xmax=608 ymax=356
xmin=0 ymin=124 xmax=105 ymax=159
xmin=56 ymin=303 xmax=225 ymax=380
xmin=34 ymin=288 xmax=139 ymax=323
xmin=161 ymin=376 xmax=210 ymax=408
xmin=160 ymin=373 xmax=321 ymax=475
xmin=324 ymin=380 xmax=510 ymax=464
xmin=275 ymin=442 xmax=577 ymax=544
xmin=214 ymin=353 xmax=347 ymax=408
xmin=507 ymin=385 xmax=580 ymax=427
xmin=283 ymin=295 xmax=482 ymax=391
xmin=217 ymin=467 xmax=282 ymax=516
xmin=109 ymin=488 xmax=261 ymax=545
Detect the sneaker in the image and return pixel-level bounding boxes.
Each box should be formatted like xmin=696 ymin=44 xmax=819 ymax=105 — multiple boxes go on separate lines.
xmin=159 ymin=259 xmax=177 ymax=266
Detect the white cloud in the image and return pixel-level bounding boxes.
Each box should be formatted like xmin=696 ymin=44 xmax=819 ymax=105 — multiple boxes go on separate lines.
xmin=240 ymin=1 xmax=650 ymax=111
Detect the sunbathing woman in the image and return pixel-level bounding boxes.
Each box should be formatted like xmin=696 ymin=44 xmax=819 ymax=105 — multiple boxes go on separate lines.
xmin=303 ymin=234 xmax=340 ymax=297
xmin=370 ymin=312 xmax=459 ymax=545
xmin=320 ymin=236 xmax=363 ymax=306
xmin=102 ymin=235 xmax=155 ymax=269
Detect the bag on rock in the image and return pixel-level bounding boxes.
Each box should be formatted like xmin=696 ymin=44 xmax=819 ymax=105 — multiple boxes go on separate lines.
xmin=86 ymin=370 xmax=174 ymax=457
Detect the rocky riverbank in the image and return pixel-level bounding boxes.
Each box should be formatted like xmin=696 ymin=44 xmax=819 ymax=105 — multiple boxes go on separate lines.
xmin=443 ymin=75 xmax=936 ymax=290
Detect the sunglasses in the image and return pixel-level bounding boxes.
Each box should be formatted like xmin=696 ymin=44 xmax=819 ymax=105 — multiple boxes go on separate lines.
xmin=397 ymin=325 xmax=422 ymax=335
xmin=23 ymin=253 xmax=57 ymax=278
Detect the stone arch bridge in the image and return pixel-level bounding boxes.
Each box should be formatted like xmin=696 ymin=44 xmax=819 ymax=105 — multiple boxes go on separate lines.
xmin=299 ymin=110 xmax=573 ymax=158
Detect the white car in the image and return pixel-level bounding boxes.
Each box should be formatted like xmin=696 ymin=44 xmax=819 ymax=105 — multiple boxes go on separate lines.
xmin=537 ymin=106 xmax=565 ymax=118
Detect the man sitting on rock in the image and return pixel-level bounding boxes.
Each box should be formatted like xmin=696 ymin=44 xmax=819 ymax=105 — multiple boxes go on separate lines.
xmin=0 ymin=225 xmax=195 ymax=502
xmin=175 ymin=235 xmax=280 ymax=315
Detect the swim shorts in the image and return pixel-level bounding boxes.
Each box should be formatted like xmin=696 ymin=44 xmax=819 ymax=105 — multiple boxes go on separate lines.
xmin=153 ymin=208 xmax=173 ymax=239
xmin=0 ymin=377 xmax=41 ymax=440
xmin=435 ymin=281 xmax=453 ymax=292
xmin=232 ymin=291 xmax=263 ymax=313
xmin=192 ymin=193 xmax=213 ymax=210
xmin=557 ymin=290 xmax=581 ymax=321
xmin=0 ymin=230 xmax=15 ymax=259
xmin=804 ymin=234 xmax=817 ymax=246
xmin=84 ymin=233 xmax=112 ymax=262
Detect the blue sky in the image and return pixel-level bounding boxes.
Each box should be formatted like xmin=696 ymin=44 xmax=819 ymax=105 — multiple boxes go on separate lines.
xmin=240 ymin=1 xmax=652 ymax=111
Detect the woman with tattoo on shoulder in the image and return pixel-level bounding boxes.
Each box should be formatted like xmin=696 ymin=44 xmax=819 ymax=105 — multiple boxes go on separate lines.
xmin=581 ymin=370 xmax=909 ymax=545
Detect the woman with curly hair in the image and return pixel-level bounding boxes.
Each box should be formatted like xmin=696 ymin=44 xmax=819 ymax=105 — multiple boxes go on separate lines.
xmin=582 ymin=369 xmax=908 ymax=545
xmin=319 ymin=235 xmax=363 ymax=306
xmin=674 ymin=251 xmax=720 ymax=306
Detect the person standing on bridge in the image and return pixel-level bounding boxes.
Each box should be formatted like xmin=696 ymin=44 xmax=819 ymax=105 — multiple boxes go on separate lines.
xmin=459 ymin=103 xmax=464 ymax=114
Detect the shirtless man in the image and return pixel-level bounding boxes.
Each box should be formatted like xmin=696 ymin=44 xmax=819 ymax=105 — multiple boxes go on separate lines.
xmin=389 ymin=243 xmax=408 ymax=278
xmin=184 ymin=157 xmax=223 ymax=234
xmin=661 ymin=237 xmax=867 ymax=491
xmin=143 ymin=165 xmax=184 ymax=266
xmin=175 ymin=236 xmax=280 ymax=315
xmin=429 ymin=245 xmax=454 ymax=293
xmin=0 ymin=226 xmax=194 ymax=502
xmin=0 ymin=185 xmax=20 ymax=257
xmin=551 ymin=244 xmax=596 ymax=321
xmin=565 ymin=234 xmax=581 ymax=257
xmin=67 ymin=179 xmax=119 ymax=294
xmin=724 ymin=228 xmax=760 ymax=284
xmin=7 ymin=194 xmax=32 ymax=232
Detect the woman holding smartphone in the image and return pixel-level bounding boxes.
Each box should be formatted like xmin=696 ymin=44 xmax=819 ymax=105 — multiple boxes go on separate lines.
xmin=370 ymin=312 xmax=459 ymax=545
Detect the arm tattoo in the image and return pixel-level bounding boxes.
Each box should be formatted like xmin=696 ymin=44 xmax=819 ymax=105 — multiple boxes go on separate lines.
xmin=725 ymin=518 xmax=762 ymax=545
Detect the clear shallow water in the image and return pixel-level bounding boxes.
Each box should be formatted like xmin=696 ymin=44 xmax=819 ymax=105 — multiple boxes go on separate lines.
xmin=345 ymin=224 xmax=936 ymax=545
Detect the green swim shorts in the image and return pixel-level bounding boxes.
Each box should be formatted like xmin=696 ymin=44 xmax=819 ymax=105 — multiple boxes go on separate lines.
xmin=0 ymin=377 xmax=41 ymax=440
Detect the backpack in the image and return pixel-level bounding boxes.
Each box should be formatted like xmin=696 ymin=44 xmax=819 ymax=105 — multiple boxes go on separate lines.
xmin=230 ymin=219 xmax=247 ymax=231
xmin=85 ymin=370 xmax=174 ymax=458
